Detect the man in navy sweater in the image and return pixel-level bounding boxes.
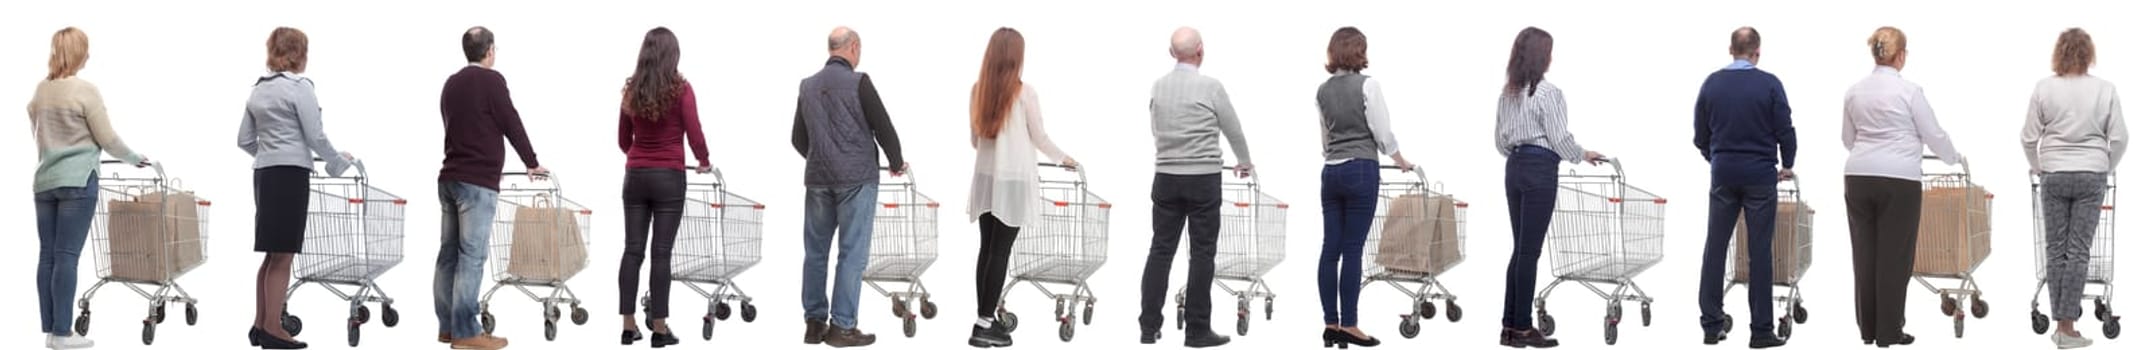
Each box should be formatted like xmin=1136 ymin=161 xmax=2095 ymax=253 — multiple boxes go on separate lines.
xmin=1692 ymin=26 xmax=1794 ymax=349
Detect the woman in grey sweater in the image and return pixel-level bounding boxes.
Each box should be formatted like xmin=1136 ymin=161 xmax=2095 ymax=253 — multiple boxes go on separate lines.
xmin=237 ymin=27 xmax=352 ymax=350
xmin=2020 ymin=27 xmax=2126 ymax=350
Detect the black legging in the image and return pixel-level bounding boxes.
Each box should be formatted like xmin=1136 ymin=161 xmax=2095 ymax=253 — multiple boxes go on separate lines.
xmin=620 ymin=169 xmax=687 ymax=318
xmin=975 ymin=213 xmax=1020 ymax=319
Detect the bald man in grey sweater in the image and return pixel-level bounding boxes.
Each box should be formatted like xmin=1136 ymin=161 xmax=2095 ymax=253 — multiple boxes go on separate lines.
xmin=1136 ymin=27 xmax=1250 ymax=348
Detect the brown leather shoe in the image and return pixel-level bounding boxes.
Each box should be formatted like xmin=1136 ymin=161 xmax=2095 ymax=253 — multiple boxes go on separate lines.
xmin=822 ymin=326 xmax=877 ymax=348
xmin=805 ymin=319 xmax=829 ymax=344
xmin=438 ymin=332 xmax=451 ymax=343
xmin=449 ymin=334 xmax=508 ymax=350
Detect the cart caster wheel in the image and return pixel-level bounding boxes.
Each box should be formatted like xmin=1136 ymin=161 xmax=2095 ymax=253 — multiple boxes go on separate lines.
xmin=1055 ymin=298 xmax=1067 ymax=318
xmin=903 ymin=317 xmax=918 ymax=338
xmin=1083 ymin=302 xmax=1095 ymax=325
xmin=1606 ymin=304 xmax=1623 ymax=324
xmin=2033 ymin=311 xmax=2051 ymax=334
xmin=1972 ymin=299 xmax=1990 ymax=319
xmin=1235 ymin=314 xmax=1249 ymax=336
xmin=1059 ymin=319 xmax=1076 ymax=342
xmin=1265 ymin=298 xmax=1275 ymax=321
xmin=572 ymin=307 xmax=590 ymax=325
xmin=921 ymin=301 xmax=940 ymax=320
xmin=998 ymin=310 xmax=1019 ymax=331
xmin=141 ymin=321 xmax=155 ymax=345
xmin=715 ymin=302 xmax=733 ymax=321
xmin=74 ymin=315 xmax=90 ymax=336
xmin=480 ymin=312 xmax=496 ymax=334
xmin=1537 ymin=312 xmax=1557 ymax=336
xmin=348 ymin=321 xmax=363 ymax=347
xmin=1398 ymin=318 xmax=1420 ymax=339
xmin=383 ymin=306 xmax=401 ymax=327
xmin=2103 ymin=319 xmax=2121 ymax=339
xmin=543 ymin=320 xmax=558 ymax=341
xmin=2097 ymin=301 xmax=2114 ymax=321
xmin=185 ymin=303 xmax=198 ymax=326
xmin=1602 ymin=319 xmax=1618 ymax=345
xmin=741 ymin=302 xmax=759 ymax=323
xmin=891 ymin=298 xmax=910 ymax=318
xmin=1953 ymin=315 xmax=1966 ymax=338
xmin=1419 ymin=301 xmax=1438 ymax=320
xmin=1176 ymin=306 xmax=1186 ymax=330
xmin=701 ymin=317 xmax=715 ymax=341
xmin=1778 ymin=317 xmax=1793 ymax=339
xmin=1641 ymin=302 xmax=1654 ymax=327
xmin=283 ymin=313 xmax=304 ymax=336
xmin=1941 ymin=296 xmax=1960 ymax=316
xmin=545 ymin=305 xmax=561 ymax=322
xmin=1793 ymin=304 xmax=1809 ymax=324
xmin=1446 ymin=300 xmax=1463 ymax=323
xmin=151 ymin=304 xmax=166 ymax=324
xmin=356 ymin=305 xmax=372 ymax=325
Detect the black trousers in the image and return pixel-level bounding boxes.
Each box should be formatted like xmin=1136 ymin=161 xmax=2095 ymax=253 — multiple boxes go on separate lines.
xmin=1138 ymin=173 xmax=1223 ymax=332
xmin=1844 ymin=176 xmax=1921 ymax=343
xmin=620 ymin=168 xmax=687 ymax=318
xmin=975 ymin=213 xmax=1020 ymax=319
xmin=1698 ymin=183 xmax=1778 ymax=335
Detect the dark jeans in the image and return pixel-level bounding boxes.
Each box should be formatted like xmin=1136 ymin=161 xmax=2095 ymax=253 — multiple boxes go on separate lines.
xmin=1844 ymin=176 xmax=1920 ymax=343
xmin=36 ymin=176 xmax=97 ymax=336
xmin=1139 ymin=172 xmax=1224 ymax=333
xmin=620 ymin=168 xmax=687 ymax=318
xmin=1501 ymin=145 xmax=1560 ymax=330
xmin=975 ymin=213 xmax=1019 ymax=319
xmin=1698 ymin=182 xmax=1778 ymax=335
xmin=1318 ymin=159 xmax=1378 ymax=327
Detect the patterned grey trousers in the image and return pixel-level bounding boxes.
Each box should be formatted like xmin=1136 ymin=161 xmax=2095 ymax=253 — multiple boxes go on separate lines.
xmin=2041 ymin=172 xmax=2106 ymax=321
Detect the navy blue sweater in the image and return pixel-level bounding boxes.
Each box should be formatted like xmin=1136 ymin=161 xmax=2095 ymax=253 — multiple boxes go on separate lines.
xmin=1693 ymin=66 xmax=1796 ymax=186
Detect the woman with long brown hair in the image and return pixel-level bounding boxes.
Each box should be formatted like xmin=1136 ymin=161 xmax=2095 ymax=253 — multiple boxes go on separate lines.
xmin=964 ymin=27 xmax=1077 ymax=348
xmin=1493 ymin=26 xmax=1603 ymax=349
xmin=615 ymin=26 xmax=709 ymax=348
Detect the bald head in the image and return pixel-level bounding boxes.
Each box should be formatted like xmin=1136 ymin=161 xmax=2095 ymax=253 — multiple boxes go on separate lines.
xmin=1170 ymin=27 xmax=1203 ymax=65
xmin=828 ymin=26 xmax=862 ymax=66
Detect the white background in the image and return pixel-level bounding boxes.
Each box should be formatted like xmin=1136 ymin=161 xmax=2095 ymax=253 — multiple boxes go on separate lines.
xmin=2 ymin=0 xmax=2145 ymax=349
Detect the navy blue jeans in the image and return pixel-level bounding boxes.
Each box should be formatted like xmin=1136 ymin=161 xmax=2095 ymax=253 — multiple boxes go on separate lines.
xmin=1501 ymin=146 xmax=1560 ymax=330
xmin=1317 ymin=159 xmax=1378 ymax=327
xmin=36 ymin=176 xmax=98 ymax=336
xmin=1698 ymin=182 xmax=1778 ymax=336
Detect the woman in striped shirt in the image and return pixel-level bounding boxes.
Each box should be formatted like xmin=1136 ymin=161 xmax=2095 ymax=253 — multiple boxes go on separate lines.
xmin=1493 ymin=26 xmax=1604 ymax=349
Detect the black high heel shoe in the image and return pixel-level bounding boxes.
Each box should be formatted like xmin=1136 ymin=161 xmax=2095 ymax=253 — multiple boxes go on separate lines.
xmin=1323 ymin=329 xmax=1346 ymax=349
xmin=623 ymin=329 xmax=644 ymax=345
xmin=250 ymin=327 xmax=309 ymax=349
xmin=1338 ymin=329 xmax=1381 ymax=347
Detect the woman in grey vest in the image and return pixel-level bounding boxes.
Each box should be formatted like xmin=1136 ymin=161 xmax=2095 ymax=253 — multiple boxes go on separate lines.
xmin=1493 ymin=27 xmax=1603 ymax=348
xmin=2022 ymin=28 xmax=2126 ymax=350
xmin=238 ymin=27 xmax=353 ymax=350
xmin=1313 ymin=26 xmax=1414 ymax=349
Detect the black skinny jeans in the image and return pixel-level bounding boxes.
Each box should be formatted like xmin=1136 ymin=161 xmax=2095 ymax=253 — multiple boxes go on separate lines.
xmin=976 ymin=213 xmax=1020 ymax=319
xmin=620 ymin=168 xmax=688 ymax=318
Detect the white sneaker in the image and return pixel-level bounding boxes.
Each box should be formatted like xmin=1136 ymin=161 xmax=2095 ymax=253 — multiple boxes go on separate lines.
xmin=2054 ymin=332 xmax=2093 ymax=349
xmin=49 ymin=335 xmax=92 ymax=349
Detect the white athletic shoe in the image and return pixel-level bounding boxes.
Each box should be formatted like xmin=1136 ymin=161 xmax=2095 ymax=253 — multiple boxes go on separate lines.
xmin=48 ymin=335 xmax=95 ymax=349
xmin=2054 ymin=332 xmax=2094 ymax=349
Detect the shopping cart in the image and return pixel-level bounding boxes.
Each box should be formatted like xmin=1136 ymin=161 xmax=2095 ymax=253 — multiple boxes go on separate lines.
xmin=77 ymin=160 xmax=210 ymax=345
xmin=1359 ymin=165 xmax=1468 ymax=339
xmin=995 ymin=162 xmax=1110 ymax=342
xmin=865 ymin=166 xmax=942 ymax=338
xmin=481 ymin=172 xmax=593 ymax=341
xmin=1914 ymin=155 xmax=1993 ymax=338
xmin=2028 ymin=173 xmax=2121 ymax=339
xmin=1175 ymin=166 xmax=1289 ymax=336
xmin=1533 ymin=157 xmax=1666 ymax=345
xmin=639 ymin=168 xmax=766 ymax=341
xmin=1717 ymin=175 xmax=1813 ymax=340
xmin=280 ymin=158 xmax=407 ymax=347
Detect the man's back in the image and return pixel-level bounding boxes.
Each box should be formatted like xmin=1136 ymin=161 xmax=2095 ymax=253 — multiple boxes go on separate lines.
xmin=1150 ymin=68 xmax=1249 ymax=175
xmin=440 ymin=65 xmax=539 ymax=190
xmin=796 ymin=62 xmax=877 ymax=186
xmin=1696 ymin=68 xmax=1794 ymax=185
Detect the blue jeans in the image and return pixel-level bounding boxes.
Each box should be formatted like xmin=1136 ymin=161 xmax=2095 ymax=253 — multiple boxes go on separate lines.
xmin=801 ymin=183 xmax=877 ymax=329
xmin=1698 ymin=183 xmax=1778 ymax=335
xmin=434 ymin=181 xmax=497 ymax=339
xmin=1317 ymin=159 xmax=1378 ymax=327
xmin=37 ymin=176 xmax=98 ymax=336
xmin=1501 ymin=145 xmax=1560 ymax=330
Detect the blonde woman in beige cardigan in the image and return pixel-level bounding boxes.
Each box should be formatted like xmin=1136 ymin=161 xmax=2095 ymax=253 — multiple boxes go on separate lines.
xmin=28 ymin=27 xmax=153 ymax=350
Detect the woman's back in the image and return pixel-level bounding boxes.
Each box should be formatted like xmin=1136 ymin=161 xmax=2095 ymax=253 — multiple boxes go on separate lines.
xmin=1842 ymin=68 xmax=1956 ymax=180
xmin=969 ymin=84 xmax=1067 ymax=227
xmin=2023 ymin=75 xmax=2126 ymax=173
xmin=620 ymin=82 xmax=707 ymax=170
xmin=28 ymin=77 xmax=138 ymax=191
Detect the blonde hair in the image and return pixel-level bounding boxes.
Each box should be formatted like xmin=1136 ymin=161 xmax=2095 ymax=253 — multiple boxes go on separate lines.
xmin=1867 ymin=26 xmax=1906 ymax=66
xmin=48 ymin=27 xmax=89 ymax=80
xmin=2052 ymin=28 xmax=2095 ymax=76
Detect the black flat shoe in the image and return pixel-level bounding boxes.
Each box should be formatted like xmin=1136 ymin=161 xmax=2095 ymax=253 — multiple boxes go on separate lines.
xmin=623 ymin=329 xmax=644 ymax=345
xmin=1323 ymin=329 xmax=1345 ymax=349
xmin=250 ymin=327 xmax=264 ymax=346
xmin=650 ymin=332 xmax=680 ymax=348
xmin=254 ymin=329 xmax=308 ymax=349
xmin=1748 ymin=335 xmax=1786 ymax=349
xmin=1705 ymin=329 xmax=1729 ymax=345
xmin=1338 ymin=330 xmax=1380 ymax=347
xmin=1185 ymin=330 xmax=1231 ymax=348
xmin=1875 ymin=333 xmax=1913 ymax=348
xmin=1499 ymin=328 xmax=1559 ymax=348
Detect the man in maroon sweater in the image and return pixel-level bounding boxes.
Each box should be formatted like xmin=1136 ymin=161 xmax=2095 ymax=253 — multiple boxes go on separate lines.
xmin=433 ymin=26 xmax=542 ymax=350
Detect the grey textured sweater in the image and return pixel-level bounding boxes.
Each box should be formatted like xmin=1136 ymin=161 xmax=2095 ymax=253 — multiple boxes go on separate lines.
xmin=1150 ymin=64 xmax=1252 ymax=175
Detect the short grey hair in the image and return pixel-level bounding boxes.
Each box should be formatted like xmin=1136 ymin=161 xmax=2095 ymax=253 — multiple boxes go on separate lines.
xmin=828 ymin=27 xmax=859 ymax=51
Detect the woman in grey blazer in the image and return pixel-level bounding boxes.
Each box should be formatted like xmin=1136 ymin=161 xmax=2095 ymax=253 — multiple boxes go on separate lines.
xmin=237 ymin=27 xmax=352 ymax=350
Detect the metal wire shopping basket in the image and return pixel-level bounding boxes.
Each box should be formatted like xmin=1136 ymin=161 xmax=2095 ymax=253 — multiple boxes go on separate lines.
xmin=481 ymin=171 xmax=592 ymax=341
xmin=865 ymin=166 xmax=942 ymax=338
xmin=1913 ymin=155 xmax=1993 ymax=338
xmin=1359 ymin=165 xmax=1469 ymax=339
xmin=79 ymin=160 xmax=210 ymax=345
xmin=1717 ymin=175 xmax=1812 ymax=340
xmin=996 ymin=162 xmax=1109 ymax=342
xmin=1532 ymin=157 xmax=1666 ymax=345
xmin=2027 ymin=172 xmax=2121 ymax=339
xmin=281 ymin=158 xmax=407 ymax=347
xmin=1176 ymin=167 xmax=1289 ymax=337
xmin=643 ymin=168 xmax=765 ymax=341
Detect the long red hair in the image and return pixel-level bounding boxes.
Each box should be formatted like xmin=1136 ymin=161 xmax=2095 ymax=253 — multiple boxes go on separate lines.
xmin=970 ymin=28 xmax=1025 ymax=140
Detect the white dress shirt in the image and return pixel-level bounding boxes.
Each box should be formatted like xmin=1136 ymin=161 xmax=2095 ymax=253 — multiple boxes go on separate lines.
xmin=2021 ymin=75 xmax=2127 ymax=173
xmin=1842 ymin=66 xmax=1960 ymax=181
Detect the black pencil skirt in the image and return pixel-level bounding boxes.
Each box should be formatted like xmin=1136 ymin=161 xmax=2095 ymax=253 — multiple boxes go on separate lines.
xmin=253 ymin=166 xmax=311 ymax=253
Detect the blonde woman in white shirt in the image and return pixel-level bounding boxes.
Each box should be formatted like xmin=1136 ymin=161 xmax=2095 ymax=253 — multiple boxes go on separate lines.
xmin=2021 ymin=28 xmax=2125 ymax=350
xmin=965 ymin=27 xmax=1078 ymax=348
xmin=1840 ymin=26 xmax=1960 ymax=349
